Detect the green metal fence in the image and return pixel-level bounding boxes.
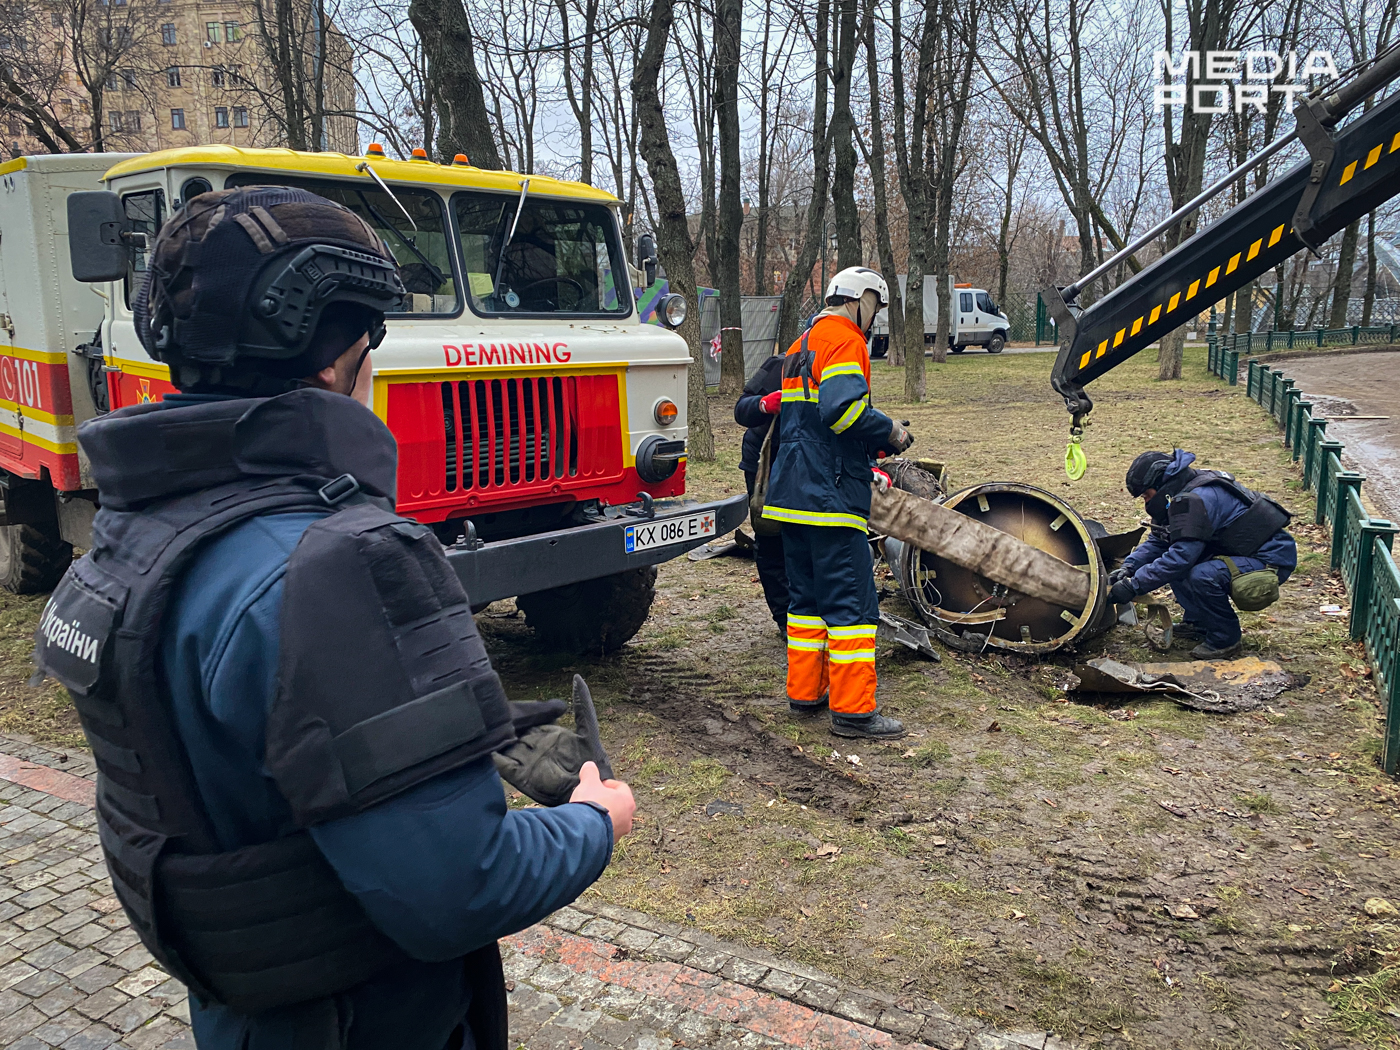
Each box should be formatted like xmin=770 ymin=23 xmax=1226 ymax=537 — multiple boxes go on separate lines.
xmin=1208 ymin=323 xmax=1400 ymax=366
xmin=1231 ymin=357 xmax=1400 ymax=775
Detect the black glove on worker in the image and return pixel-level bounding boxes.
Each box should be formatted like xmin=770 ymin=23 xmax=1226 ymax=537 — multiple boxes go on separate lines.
xmin=888 ymin=419 xmax=915 ymax=453
xmin=1108 ymin=578 xmax=1137 ymax=605
xmin=1107 ymin=566 xmax=1130 ymax=586
xmin=493 ymin=675 xmax=614 ymax=807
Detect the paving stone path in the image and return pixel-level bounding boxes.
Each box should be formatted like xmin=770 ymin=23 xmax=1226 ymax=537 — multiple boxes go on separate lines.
xmin=0 ymin=736 xmax=1061 ymax=1050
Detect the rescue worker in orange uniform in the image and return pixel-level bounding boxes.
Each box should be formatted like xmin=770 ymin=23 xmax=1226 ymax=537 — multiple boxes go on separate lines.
xmin=761 ymin=268 xmax=914 ymax=739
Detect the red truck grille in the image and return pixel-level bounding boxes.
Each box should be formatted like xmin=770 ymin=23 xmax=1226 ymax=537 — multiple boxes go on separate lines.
xmin=388 ymin=373 xmax=625 ymax=514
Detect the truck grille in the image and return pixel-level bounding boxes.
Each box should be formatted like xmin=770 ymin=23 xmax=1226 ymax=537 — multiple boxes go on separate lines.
xmin=387 ymin=373 xmax=625 ymax=512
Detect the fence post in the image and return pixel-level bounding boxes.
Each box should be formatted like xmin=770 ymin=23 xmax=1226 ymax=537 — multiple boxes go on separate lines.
xmin=1332 ymin=472 xmax=1366 ymax=568
xmin=1353 ymin=325 xmax=1361 ymax=345
xmin=1386 ymin=598 xmax=1400 ymax=776
xmin=1285 ymin=389 xmax=1303 ymax=447
xmin=1292 ymin=401 xmax=1312 ymax=460
xmin=1316 ymin=443 xmax=1345 ymax=524
xmin=1247 ymin=358 xmax=1259 ymax=400
xmin=1318 ymin=325 xmax=1326 ymax=347
xmin=1277 ymin=377 xmax=1295 ymax=425
xmin=1227 ymin=348 xmax=1239 ymax=385
xmin=1288 ymin=329 xmax=1296 ymax=349
xmin=1305 ymin=418 xmax=1329 ymax=486
xmin=1349 ymin=521 xmax=1399 ymax=640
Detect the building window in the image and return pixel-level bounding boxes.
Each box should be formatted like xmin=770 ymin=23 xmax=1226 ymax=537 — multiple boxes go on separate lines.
xmin=109 ymin=111 xmax=123 ymax=132
xmin=171 ymin=108 xmax=185 ymax=130
xmin=125 ymin=111 xmax=141 ymax=132
xmin=215 ymin=106 xmax=228 ymax=128
xmin=161 ymin=23 xmax=176 ymax=45
xmin=166 ymin=66 xmax=180 ymax=88
xmin=50 ymin=11 xmax=61 ymax=25
xmin=224 ymin=22 xmax=240 ymax=42
xmin=232 ymin=106 xmax=248 ymax=127
xmin=105 ymin=72 xmax=118 ymax=90
xmin=205 ymin=22 xmax=221 ymax=43
xmin=211 ymin=66 xmax=224 ymax=87
xmin=121 ymin=69 xmax=136 ymax=89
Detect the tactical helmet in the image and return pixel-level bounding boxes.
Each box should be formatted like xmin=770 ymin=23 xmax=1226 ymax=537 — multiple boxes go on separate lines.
xmin=134 ymin=186 xmax=406 ymax=392
xmin=825 ymin=266 xmax=890 ymax=308
xmin=1125 ymin=451 xmax=1172 ymax=497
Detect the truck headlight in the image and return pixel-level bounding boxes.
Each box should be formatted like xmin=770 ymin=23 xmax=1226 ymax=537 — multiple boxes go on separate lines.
xmin=661 ymin=293 xmax=687 ymax=328
xmin=653 ymin=398 xmax=679 ymax=426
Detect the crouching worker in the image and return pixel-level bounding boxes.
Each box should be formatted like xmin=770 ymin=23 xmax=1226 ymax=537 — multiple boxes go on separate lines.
xmin=1109 ymin=449 xmax=1297 ymax=659
xmin=761 ymin=267 xmax=914 ymax=739
xmin=734 ymin=352 xmax=790 ymax=629
xmin=34 ymin=187 xmax=633 ymax=1050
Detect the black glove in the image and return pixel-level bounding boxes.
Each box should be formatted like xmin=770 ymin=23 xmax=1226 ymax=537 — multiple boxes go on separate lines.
xmin=493 ymin=675 xmax=614 ymax=806
xmin=1107 ymin=566 xmax=1130 ymax=585
xmin=888 ymin=419 xmax=915 ymax=453
xmin=1108 ymin=578 xmax=1137 ymax=605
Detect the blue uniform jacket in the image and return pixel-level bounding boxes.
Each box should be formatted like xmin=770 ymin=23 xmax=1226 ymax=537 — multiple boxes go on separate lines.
xmin=763 ymin=314 xmax=895 ymax=530
xmin=162 ymin=491 xmax=613 ymax=1048
xmin=1122 ymin=450 xmax=1298 ymax=594
xmin=735 ymin=355 xmax=784 ymax=474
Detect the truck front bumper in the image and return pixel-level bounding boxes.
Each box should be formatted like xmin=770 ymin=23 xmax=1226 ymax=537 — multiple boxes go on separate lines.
xmin=446 ymin=492 xmax=751 ymax=605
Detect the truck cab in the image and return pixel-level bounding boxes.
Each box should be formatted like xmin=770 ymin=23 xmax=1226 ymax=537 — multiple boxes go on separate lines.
xmin=867 ymin=276 xmax=1011 ymax=356
xmin=1 ymin=147 xmax=745 ymax=651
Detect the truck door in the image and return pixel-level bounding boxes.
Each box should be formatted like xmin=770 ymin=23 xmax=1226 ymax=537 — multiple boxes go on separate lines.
xmin=105 ymin=188 xmax=167 ymax=409
xmin=958 ymin=291 xmax=975 ymax=342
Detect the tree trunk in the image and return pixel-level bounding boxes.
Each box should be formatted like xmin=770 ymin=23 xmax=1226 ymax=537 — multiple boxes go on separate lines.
xmin=829 ymin=0 xmax=861 ymax=268
xmin=1328 ymin=219 xmax=1360 ymax=329
xmin=1362 ymin=211 xmax=1377 ymax=327
xmin=860 ymin=0 xmax=902 ymax=365
xmin=409 ymin=0 xmax=502 ymax=169
xmin=775 ymin=0 xmax=832 ymax=350
xmin=714 ymin=0 xmax=745 ymax=394
xmin=904 ymin=264 xmax=926 ymax=401
xmin=634 ymin=0 xmax=712 ymax=460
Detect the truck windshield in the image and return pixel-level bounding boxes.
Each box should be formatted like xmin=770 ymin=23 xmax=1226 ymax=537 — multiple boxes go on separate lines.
xmin=224 ymin=173 xmax=459 ymax=315
xmin=453 ymin=193 xmax=630 ymax=317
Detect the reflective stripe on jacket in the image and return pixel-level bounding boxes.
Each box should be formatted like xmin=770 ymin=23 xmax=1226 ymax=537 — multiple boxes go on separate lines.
xmin=762 ymin=314 xmax=894 ymax=530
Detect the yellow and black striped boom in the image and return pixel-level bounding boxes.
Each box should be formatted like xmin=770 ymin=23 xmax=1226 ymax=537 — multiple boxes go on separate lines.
xmin=1048 ymin=56 xmax=1400 ymax=420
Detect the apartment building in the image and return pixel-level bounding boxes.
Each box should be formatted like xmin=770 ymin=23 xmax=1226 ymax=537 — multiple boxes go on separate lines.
xmin=2 ymin=0 xmax=357 ymax=159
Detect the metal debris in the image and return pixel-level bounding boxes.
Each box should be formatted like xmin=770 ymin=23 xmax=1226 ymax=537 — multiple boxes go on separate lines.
xmin=1065 ymin=656 xmax=1304 ymax=714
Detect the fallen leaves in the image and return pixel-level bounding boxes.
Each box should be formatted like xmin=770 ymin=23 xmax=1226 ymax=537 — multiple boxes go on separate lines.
xmin=987 ymin=721 xmax=1002 ymax=733
xmin=1157 ymin=800 xmax=1191 ymax=818
xmin=1364 ymin=897 xmax=1399 ymax=918
xmin=1166 ymin=903 xmax=1199 ymax=919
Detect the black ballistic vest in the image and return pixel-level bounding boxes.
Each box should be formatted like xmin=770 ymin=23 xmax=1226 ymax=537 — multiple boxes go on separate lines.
xmin=33 ymin=390 xmax=514 ymax=1036
xmin=1165 ymin=469 xmax=1293 ymax=556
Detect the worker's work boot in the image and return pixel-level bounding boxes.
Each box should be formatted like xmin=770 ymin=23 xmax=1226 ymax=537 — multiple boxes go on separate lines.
xmin=1190 ymin=640 xmax=1243 ymax=660
xmin=830 ymin=711 xmax=907 ymax=739
xmin=789 ymin=695 xmax=829 ymax=716
xmin=1172 ymin=621 xmax=1205 ymax=642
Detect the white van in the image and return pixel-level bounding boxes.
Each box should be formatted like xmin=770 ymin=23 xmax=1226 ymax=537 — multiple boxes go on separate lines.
xmin=868 ymin=276 xmax=1011 ymax=356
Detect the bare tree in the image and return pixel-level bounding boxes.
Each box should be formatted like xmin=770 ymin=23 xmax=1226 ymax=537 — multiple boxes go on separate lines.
xmin=555 ymin=0 xmax=598 ymax=181
xmin=714 ymin=0 xmax=744 ymax=392
xmin=634 ymin=0 xmax=714 ymax=459
xmin=409 ymin=0 xmax=502 ymax=167
xmin=857 ymin=0 xmax=904 ymax=363
xmin=829 ymin=0 xmax=861 ymax=268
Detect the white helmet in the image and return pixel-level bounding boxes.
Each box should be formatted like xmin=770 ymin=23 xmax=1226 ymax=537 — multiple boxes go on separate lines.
xmin=825 ymin=266 xmax=889 ymax=308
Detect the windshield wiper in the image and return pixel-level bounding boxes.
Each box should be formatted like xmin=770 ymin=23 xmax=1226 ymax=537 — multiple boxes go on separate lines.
xmin=356 ymin=161 xmax=418 ymax=232
xmin=356 ymin=192 xmax=446 ymax=289
xmin=491 ymin=178 xmax=530 ymax=306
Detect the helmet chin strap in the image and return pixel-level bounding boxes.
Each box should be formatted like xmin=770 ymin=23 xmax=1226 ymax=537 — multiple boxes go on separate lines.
xmin=340 ymin=345 xmax=373 ymax=397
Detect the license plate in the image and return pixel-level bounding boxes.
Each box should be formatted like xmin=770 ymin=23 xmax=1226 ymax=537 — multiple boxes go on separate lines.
xmin=625 ymin=511 xmax=716 ymax=553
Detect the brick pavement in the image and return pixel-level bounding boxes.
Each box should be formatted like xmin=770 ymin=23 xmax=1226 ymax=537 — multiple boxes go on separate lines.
xmin=0 ymin=735 xmax=1064 ymax=1050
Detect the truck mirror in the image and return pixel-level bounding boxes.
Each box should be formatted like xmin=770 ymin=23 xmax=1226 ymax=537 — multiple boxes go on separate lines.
xmin=67 ymin=191 xmax=129 ymax=283
xmin=636 ymin=233 xmax=657 ymax=287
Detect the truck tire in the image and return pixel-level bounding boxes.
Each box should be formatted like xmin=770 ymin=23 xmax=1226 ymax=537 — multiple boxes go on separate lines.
xmin=0 ymin=523 xmax=73 ymax=595
xmin=986 ymin=333 xmax=1006 ymax=353
xmin=950 ymin=345 xmax=965 ymax=354
xmin=517 ymin=566 xmax=658 ymax=653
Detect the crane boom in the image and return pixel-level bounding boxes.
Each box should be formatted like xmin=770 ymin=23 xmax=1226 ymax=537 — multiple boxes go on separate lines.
xmin=1047 ymin=48 xmax=1400 ymax=422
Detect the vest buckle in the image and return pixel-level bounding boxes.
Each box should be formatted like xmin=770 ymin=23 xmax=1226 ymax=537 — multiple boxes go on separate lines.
xmin=318 ymin=473 xmax=361 ymax=506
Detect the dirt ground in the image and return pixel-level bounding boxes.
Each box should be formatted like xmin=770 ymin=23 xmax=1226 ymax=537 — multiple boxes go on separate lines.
xmin=1278 ymin=350 xmax=1400 ymax=525
xmin=1 ymin=345 xmax=1397 ymax=1049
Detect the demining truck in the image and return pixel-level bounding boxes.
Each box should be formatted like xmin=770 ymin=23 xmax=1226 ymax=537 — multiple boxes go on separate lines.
xmin=0 ymin=146 xmax=746 ymax=651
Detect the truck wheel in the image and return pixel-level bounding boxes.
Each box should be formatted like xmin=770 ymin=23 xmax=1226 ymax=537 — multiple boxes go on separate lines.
xmin=517 ymin=566 xmax=658 ymax=653
xmin=950 ymin=345 xmax=965 ymax=354
xmin=986 ymin=333 xmax=1006 ymax=353
xmin=0 ymin=523 xmax=73 ymax=595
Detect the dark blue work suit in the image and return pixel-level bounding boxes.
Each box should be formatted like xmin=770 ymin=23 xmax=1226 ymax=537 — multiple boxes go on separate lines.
xmin=157 ymin=395 xmax=613 ymax=1049
xmin=734 ymin=354 xmax=789 ymax=626
xmin=1121 ymin=450 xmax=1297 ymax=650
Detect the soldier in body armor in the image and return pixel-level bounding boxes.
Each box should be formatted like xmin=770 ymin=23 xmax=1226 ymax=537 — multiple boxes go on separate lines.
xmin=34 ymin=187 xmax=634 ymax=1050
xmin=1109 ymin=449 xmax=1298 ymax=659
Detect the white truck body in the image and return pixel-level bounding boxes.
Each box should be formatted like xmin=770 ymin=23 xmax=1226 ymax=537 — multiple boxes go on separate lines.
xmin=868 ymin=275 xmax=1011 ymax=355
